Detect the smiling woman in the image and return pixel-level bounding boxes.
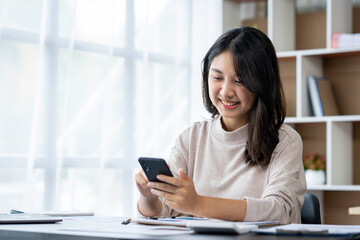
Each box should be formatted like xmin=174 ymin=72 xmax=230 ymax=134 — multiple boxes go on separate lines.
xmin=135 ymin=27 xmax=306 ymax=224
xmin=0 ymin=0 xmax=222 ymax=216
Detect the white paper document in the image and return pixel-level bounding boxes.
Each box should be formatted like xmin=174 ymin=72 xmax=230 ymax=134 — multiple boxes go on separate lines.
xmin=60 ymin=218 xmax=193 ymax=236
xmin=10 ymin=209 xmax=94 ymax=217
xmin=131 ymin=217 xmax=189 ymax=227
xmin=132 ymin=217 xmax=276 ymax=234
xmin=253 ymin=223 xmax=360 ymax=237
xmin=61 ymin=217 xmax=275 ymax=236
xmin=186 ymin=220 xmax=258 ymax=234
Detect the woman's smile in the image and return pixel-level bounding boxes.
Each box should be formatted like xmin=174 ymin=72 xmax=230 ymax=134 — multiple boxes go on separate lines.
xmin=219 ymin=99 xmax=240 ymax=109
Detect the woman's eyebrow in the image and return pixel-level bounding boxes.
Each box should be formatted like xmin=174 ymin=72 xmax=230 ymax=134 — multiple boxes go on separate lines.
xmin=210 ymin=68 xmax=223 ymax=74
xmin=210 ymin=68 xmax=238 ymax=77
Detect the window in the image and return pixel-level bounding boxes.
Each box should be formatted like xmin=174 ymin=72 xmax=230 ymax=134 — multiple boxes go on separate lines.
xmin=0 ymin=0 xmax=222 ymax=216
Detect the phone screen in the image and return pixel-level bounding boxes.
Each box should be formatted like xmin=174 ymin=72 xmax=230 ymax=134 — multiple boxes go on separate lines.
xmin=138 ymin=157 xmax=173 ymax=182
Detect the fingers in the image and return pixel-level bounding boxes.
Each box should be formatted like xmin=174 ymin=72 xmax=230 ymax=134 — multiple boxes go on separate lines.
xmin=148 ymin=181 xmax=177 ymax=193
xmin=140 ymin=170 xmax=149 ymax=181
xmin=155 ymin=168 xmax=190 ymax=187
xmin=150 ymin=188 xmax=177 ymax=202
xmin=135 ymin=170 xmax=149 ymax=189
xmin=150 ymin=184 xmax=192 ymax=213
xmin=156 ymin=174 xmax=183 ymax=186
xmin=178 ymin=168 xmax=189 ymax=180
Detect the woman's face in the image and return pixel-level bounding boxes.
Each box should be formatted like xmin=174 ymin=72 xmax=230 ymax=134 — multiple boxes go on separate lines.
xmin=208 ymin=50 xmax=256 ymax=131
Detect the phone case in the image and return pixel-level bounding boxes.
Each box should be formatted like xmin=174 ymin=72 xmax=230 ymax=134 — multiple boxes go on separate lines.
xmin=138 ymin=157 xmax=173 ymax=182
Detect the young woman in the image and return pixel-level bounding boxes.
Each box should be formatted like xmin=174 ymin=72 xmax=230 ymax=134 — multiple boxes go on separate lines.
xmin=135 ymin=27 xmax=306 ymax=224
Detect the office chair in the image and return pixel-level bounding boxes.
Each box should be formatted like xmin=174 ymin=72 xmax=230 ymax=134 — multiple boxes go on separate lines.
xmin=301 ymin=192 xmax=321 ymax=224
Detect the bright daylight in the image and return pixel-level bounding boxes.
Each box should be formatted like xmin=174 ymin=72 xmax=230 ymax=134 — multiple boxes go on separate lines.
xmin=0 ymin=0 xmax=221 ymax=217
xmin=1 ymin=0 xmax=360 ymax=239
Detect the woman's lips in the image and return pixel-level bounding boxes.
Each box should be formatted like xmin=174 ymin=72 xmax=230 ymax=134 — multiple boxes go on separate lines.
xmin=220 ymin=99 xmax=239 ymax=109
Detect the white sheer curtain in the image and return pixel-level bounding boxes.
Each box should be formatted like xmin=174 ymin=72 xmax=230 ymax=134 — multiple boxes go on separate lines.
xmin=0 ymin=0 xmax=221 ymax=216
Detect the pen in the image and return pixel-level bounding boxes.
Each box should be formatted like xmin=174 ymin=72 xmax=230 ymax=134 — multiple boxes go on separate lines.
xmin=176 ymin=217 xmax=207 ymax=220
xmin=121 ymin=218 xmax=131 ymax=225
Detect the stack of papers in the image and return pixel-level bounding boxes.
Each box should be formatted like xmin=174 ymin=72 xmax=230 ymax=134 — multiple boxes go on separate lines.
xmin=132 ymin=217 xmax=278 ymax=234
xmin=132 ymin=217 xmax=190 ymax=227
xmin=253 ymin=224 xmax=360 ymax=237
xmin=186 ymin=220 xmax=258 ymax=234
xmin=60 ymin=217 xmax=193 ymax=236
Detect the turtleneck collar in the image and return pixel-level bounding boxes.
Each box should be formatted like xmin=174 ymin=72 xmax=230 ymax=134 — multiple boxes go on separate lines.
xmin=211 ymin=116 xmax=248 ymax=145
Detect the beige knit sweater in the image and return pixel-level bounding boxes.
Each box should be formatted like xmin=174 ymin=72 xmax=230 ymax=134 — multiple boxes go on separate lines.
xmin=147 ymin=116 xmax=306 ymax=224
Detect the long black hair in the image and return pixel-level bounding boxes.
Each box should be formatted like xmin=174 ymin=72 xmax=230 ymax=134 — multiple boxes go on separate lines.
xmin=202 ymin=27 xmax=286 ymax=166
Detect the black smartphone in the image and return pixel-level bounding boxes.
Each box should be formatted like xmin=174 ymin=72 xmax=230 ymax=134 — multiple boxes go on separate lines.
xmin=138 ymin=157 xmax=173 ymax=182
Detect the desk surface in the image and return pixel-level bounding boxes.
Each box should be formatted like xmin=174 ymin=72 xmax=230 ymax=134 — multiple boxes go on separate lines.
xmin=0 ymin=217 xmax=359 ymax=240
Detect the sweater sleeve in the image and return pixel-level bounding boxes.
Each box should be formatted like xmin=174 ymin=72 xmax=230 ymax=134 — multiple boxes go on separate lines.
xmin=150 ymin=133 xmax=190 ymax=218
xmin=136 ymin=123 xmax=197 ymax=218
xmin=243 ymin=129 xmax=306 ymax=224
xmin=135 ymin=144 xmax=185 ymax=218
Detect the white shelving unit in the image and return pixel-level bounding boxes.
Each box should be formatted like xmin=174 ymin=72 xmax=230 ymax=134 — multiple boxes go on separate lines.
xmin=268 ymin=0 xmax=360 ymax=191
xmin=224 ymin=0 xmax=360 ymax=223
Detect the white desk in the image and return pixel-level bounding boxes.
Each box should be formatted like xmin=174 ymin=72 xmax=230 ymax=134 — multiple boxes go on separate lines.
xmin=0 ymin=217 xmax=358 ymax=240
xmin=0 ymin=217 xmax=237 ymax=240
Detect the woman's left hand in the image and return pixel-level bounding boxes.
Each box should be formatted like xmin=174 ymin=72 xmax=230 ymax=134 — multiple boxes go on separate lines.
xmin=147 ymin=168 xmax=201 ymax=215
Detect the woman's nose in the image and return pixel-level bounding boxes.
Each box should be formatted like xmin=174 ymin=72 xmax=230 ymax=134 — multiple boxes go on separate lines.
xmin=220 ymin=80 xmax=235 ymax=98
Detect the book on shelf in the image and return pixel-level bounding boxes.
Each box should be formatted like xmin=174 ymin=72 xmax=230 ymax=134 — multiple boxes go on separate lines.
xmin=307 ymin=76 xmax=339 ymax=117
xmin=331 ymin=33 xmax=360 ymax=49
xmin=349 ymin=206 xmax=360 ymax=215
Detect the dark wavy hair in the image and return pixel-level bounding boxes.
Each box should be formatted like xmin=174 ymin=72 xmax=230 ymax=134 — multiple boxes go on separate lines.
xmin=202 ymin=27 xmax=286 ymax=166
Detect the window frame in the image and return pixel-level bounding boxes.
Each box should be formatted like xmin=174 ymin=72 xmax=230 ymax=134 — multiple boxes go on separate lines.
xmin=0 ymin=0 xmax=192 ymax=215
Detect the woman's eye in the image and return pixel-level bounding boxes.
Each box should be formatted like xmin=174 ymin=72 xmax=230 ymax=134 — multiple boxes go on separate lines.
xmin=213 ymin=76 xmax=222 ymax=80
xmin=235 ymin=80 xmax=243 ymax=85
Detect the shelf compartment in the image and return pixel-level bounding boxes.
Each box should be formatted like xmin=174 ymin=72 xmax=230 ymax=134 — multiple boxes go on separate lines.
xmin=242 ymin=17 xmax=267 ymax=35
xmin=353 ymin=122 xmax=360 ymax=185
xmin=300 ymin=51 xmax=360 ymax=117
xmin=271 ymin=1 xmax=359 ymax=52
xmin=296 ymin=9 xmax=326 ymax=50
xmin=324 ymin=191 xmax=360 ymax=225
xmin=329 ymin=121 xmax=353 ymax=185
xmin=300 ymin=55 xmax=324 ymax=117
xmin=270 ymin=0 xmax=327 ymax=51
xmin=323 ymin=53 xmax=360 ymax=115
xmin=329 ymin=121 xmax=360 ymax=186
xmin=355 ymin=7 xmax=360 ymax=33
xmin=278 ymin=58 xmax=296 ymax=117
xmin=293 ymin=122 xmax=327 ymax=161
xmin=222 ymin=1 xmax=267 ymax=34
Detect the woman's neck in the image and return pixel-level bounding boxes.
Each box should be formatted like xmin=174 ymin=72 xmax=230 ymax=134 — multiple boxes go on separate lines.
xmin=220 ymin=116 xmax=248 ymax=132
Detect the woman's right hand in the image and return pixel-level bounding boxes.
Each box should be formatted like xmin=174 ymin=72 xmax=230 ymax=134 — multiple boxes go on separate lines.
xmin=135 ymin=169 xmax=157 ymax=199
